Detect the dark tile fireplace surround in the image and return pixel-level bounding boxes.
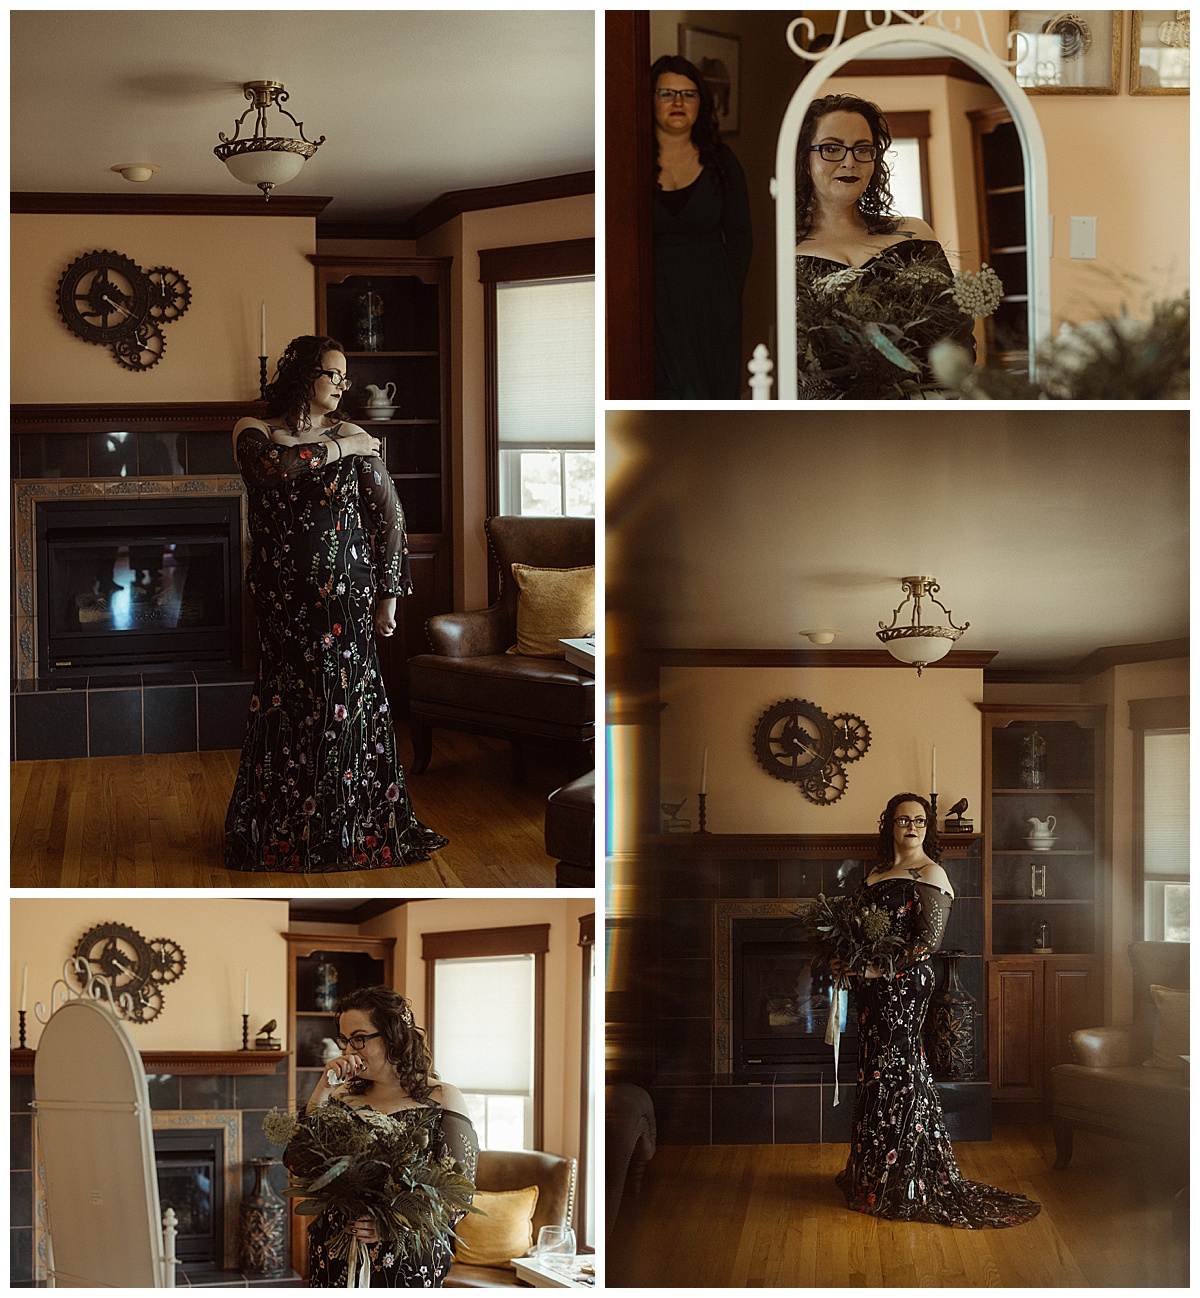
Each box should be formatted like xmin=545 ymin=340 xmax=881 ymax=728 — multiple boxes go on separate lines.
xmin=12 ymin=404 xmax=256 ymax=761
xmin=11 ymin=1051 xmax=296 ymax=1287
xmin=639 ymin=837 xmax=991 ymax=1148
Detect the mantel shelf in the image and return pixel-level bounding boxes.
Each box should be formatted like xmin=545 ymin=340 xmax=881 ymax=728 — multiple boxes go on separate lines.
xmin=10 ymin=1049 xmax=291 ymax=1076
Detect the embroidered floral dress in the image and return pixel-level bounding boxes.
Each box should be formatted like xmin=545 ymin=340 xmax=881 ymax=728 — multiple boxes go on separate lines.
xmin=224 ymin=427 xmax=447 ymax=871
xmin=836 ymin=875 xmax=1041 ymax=1228
xmin=306 ymin=1103 xmax=479 ymax=1288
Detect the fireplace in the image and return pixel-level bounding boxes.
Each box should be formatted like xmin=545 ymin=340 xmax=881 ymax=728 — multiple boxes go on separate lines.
xmin=154 ymin=1129 xmax=225 ymax=1269
xmin=733 ymin=916 xmax=857 ymax=1073
xmin=34 ymin=497 xmax=242 ymax=676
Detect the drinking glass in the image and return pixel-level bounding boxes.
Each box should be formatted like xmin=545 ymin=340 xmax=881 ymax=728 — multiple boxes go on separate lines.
xmin=535 ymin=1225 xmax=576 ymax=1274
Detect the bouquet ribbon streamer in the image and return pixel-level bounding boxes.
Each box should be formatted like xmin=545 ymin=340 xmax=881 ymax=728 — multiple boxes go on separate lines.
xmin=348 ymin=1237 xmax=371 ymax=1288
xmin=826 ymin=981 xmax=849 ymax=1106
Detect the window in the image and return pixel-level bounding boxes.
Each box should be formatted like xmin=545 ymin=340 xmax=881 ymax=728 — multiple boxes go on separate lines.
xmin=423 ymin=924 xmax=550 ymax=1149
xmin=578 ymin=912 xmax=595 ymax=1248
xmin=1131 ymin=696 xmax=1188 ymax=941
xmin=881 ymin=111 xmax=931 ymax=225
xmin=480 ymin=240 xmax=596 ymax=542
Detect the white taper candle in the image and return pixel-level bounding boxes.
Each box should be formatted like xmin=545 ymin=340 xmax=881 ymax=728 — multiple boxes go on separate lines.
xmin=244 ymin=969 xmax=250 ymax=1016
xmin=260 ymin=301 xmax=266 ymax=356
xmin=932 ymin=745 xmax=937 ymax=796
xmin=701 ymin=746 xmax=708 ymax=795
xmin=21 ymin=965 xmax=28 ymax=1013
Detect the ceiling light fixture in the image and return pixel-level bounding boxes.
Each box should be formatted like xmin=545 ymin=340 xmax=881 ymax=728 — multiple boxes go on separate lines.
xmin=110 ymin=163 xmax=161 ymax=184
xmin=213 ymin=80 xmax=324 ymax=201
xmin=876 ymin=575 xmax=969 ymax=676
xmin=799 ymin=629 xmax=839 ymax=645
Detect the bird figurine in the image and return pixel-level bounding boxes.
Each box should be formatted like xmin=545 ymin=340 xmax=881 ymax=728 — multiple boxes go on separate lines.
xmin=255 ymin=1019 xmax=282 ymax=1051
xmin=944 ymin=798 xmax=973 ymax=834
xmin=947 ymin=798 xmax=968 ymax=819
xmin=258 ymin=1018 xmax=277 ymax=1035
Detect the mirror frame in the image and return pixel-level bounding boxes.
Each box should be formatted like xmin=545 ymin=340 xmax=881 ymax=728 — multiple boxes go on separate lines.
xmin=773 ymin=21 xmax=1051 ymax=398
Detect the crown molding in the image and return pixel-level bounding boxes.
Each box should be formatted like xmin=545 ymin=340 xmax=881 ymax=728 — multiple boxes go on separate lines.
xmin=984 ymin=638 xmax=1189 ymax=685
xmin=651 ymin=648 xmax=996 ymax=670
xmin=12 ymin=192 xmax=332 ymax=217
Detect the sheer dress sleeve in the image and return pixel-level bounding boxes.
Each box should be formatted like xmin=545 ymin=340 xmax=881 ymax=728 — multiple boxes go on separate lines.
xmin=355 ymin=456 xmax=414 ymax=598
xmin=888 ymin=881 xmax=953 ymax=976
xmin=235 ymin=425 xmax=334 ymax=487
xmin=437 ymin=1109 xmax=480 ymax=1216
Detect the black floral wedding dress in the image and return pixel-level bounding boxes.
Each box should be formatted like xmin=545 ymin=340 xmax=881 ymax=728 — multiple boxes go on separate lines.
xmin=305 ymin=1103 xmax=479 ymax=1288
xmin=224 ymin=427 xmax=447 ymax=871
xmin=836 ymin=874 xmax=1041 ymax=1228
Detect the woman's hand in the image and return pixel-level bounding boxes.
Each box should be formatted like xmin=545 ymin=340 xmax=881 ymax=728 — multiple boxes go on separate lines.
xmin=334 ymin=423 xmax=381 ymax=458
xmin=828 ymin=956 xmax=846 ymax=981
xmin=863 ymin=965 xmax=883 ymax=980
xmin=374 ymin=597 xmax=397 ymax=638
xmin=307 ymin=1053 xmax=364 ymax=1109
xmin=348 ymin=1216 xmax=378 ymax=1245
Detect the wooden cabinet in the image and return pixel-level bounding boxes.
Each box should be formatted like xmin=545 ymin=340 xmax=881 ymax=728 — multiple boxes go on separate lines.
xmin=979 ymin=704 xmax=1106 ymax=1104
xmin=310 ymin=255 xmax=452 ymax=710
xmin=969 ymin=106 xmax=1028 ymax=371
xmin=284 ymin=931 xmax=396 ymax=1280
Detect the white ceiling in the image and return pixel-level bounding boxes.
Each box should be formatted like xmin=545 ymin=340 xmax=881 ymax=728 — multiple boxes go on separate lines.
xmin=10 ymin=10 xmax=595 ymax=223
xmin=607 ymin=408 xmax=1189 ymax=672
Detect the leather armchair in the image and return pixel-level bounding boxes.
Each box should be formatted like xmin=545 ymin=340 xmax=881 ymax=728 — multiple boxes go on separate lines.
xmin=1050 ymin=940 xmax=1189 ymax=1173
xmin=606 ymin=1084 xmax=656 ymax=1238
xmin=407 ymin=517 xmax=595 ymax=774
xmin=445 ymin=1149 xmax=577 ymax=1288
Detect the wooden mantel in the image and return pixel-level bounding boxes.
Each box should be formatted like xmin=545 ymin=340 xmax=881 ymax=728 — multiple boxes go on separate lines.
xmin=10 ymin=1049 xmax=290 ymax=1076
xmin=643 ymin=832 xmax=983 ymax=858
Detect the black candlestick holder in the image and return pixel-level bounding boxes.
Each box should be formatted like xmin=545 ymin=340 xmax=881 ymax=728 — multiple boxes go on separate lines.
xmin=930 ymin=792 xmax=938 ymax=826
xmin=18 ymin=1009 xmax=27 ymax=1050
xmin=696 ymin=792 xmax=709 ymax=834
xmin=258 ymin=355 xmax=268 ymax=399
xmin=241 ymin=1013 xmax=250 ymax=1051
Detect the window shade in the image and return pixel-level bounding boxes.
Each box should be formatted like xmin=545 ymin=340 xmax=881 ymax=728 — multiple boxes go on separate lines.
xmin=432 ymin=955 xmax=534 ymax=1093
xmin=497 ymin=277 xmax=594 ymax=447
xmin=1144 ymin=730 xmax=1189 ymax=877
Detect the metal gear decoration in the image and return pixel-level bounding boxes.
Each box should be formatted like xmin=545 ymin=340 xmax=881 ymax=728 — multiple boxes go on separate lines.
xmin=72 ymin=920 xmax=185 ymax=1022
xmin=752 ymin=698 xmax=835 ymax=785
xmin=113 ymin=321 xmax=166 ymax=371
xmin=56 ymin=250 xmax=152 ymax=346
xmin=830 ymin=713 xmax=872 ymax=764
xmin=146 ymin=266 xmax=192 ymax=322
xmin=802 ymin=761 xmax=849 ymax=805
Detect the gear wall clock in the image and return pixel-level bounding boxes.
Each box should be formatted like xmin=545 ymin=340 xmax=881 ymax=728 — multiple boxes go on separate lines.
xmin=72 ymin=921 xmax=187 ymax=1022
xmin=752 ymin=698 xmax=871 ymax=805
xmin=56 ymin=250 xmax=191 ymax=371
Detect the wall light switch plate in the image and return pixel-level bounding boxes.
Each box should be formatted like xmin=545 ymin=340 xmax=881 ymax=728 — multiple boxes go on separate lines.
xmin=1069 ymin=216 xmax=1097 ymax=260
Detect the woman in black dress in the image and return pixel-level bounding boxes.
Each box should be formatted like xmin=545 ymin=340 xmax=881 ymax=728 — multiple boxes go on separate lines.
xmin=299 ymin=986 xmax=478 ymax=1287
xmin=224 ymin=336 xmax=446 ymax=871
xmin=835 ymin=792 xmax=1040 ymax=1228
xmin=795 ymin=94 xmax=976 ymax=395
xmin=651 ymin=55 xmax=752 ymax=399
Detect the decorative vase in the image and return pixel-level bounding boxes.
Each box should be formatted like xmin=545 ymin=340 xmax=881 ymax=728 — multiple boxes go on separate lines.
xmin=1019 ymin=730 xmax=1046 ymax=789
xmin=239 ymin=1158 xmax=287 ymax=1278
xmin=924 ymin=950 xmax=976 ymax=1080
xmin=314 ymin=956 xmax=338 ymax=1012
xmin=354 ymin=286 xmax=384 ymax=351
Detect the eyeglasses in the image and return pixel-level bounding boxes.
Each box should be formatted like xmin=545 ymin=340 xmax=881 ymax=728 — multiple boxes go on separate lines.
xmin=315 ymin=369 xmax=352 ymax=389
xmin=654 ymin=87 xmax=700 ymax=103
xmin=894 ymin=816 xmax=927 ymax=829
xmin=810 ymin=142 xmax=878 ymax=163
xmin=333 ymin=1031 xmax=381 ymax=1051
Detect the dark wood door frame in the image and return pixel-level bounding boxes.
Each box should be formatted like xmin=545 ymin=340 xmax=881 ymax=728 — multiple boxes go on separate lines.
xmin=605 ymin=11 xmax=654 ymax=398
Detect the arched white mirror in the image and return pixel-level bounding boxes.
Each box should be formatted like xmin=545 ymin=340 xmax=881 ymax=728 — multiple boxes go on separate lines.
xmin=773 ymin=12 xmax=1050 ymax=398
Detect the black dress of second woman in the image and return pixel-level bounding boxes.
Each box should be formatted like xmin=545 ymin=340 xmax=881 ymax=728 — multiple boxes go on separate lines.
xmin=836 ymin=875 xmax=1041 ymax=1228
xmin=224 ymin=428 xmax=446 ymax=871
xmin=654 ymin=141 xmax=753 ymax=400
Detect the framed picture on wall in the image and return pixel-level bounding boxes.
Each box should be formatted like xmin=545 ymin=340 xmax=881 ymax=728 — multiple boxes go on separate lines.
xmin=1130 ymin=11 xmax=1190 ymax=94
xmin=679 ymin=24 xmax=740 ymax=133
xmin=1010 ymin=10 xmax=1121 ymax=93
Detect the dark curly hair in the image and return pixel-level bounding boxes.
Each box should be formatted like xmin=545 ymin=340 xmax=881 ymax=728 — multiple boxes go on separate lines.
xmin=650 ymin=55 xmax=728 ymax=194
xmin=875 ymin=792 xmax=941 ymax=867
xmin=334 ymin=985 xmax=435 ymax=1102
xmin=796 ymin=93 xmax=901 ymax=242
xmin=263 ymin=334 xmax=346 ymax=434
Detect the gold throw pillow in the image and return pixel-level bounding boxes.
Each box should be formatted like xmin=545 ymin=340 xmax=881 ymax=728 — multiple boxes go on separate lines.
xmin=1144 ymin=984 xmax=1189 ymax=1069
xmin=507 ymin=563 xmax=595 ymax=657
xmin=455 ymin=1185 xmax=540 ymax=1268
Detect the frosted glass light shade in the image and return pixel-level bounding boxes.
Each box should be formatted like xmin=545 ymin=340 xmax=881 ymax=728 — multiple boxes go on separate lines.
xmin=882 ymin=634 xmax=955 ymax=666
xmin=222 ymin=144 xmax=307 ymax=188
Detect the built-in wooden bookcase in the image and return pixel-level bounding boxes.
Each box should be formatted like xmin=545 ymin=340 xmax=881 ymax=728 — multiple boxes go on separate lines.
xmin=979 ymin=704 xmax=1106 ymax=1106
xmin=284 ymin=931 xmax=395 ymax=1279
xmin=309 ymin=255 xmax=452 ymax=708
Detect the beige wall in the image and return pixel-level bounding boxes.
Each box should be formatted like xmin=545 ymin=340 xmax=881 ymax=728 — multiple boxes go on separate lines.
xmin=11 ymin=214 xmax=315 ymax=404
xmin=986 ymin=655 xmax=1188 ymax=1023
xmin=361 ymin=898 xmax=594 ymax=1163
xmin=660 ymin=665 xmax=983 ymax=834
xmin=10 ymin=899 xmax=290 ymax=1051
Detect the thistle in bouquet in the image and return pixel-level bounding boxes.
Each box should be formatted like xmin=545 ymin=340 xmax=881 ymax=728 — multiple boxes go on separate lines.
xmin=264 ymin=1100 xmax=476 ymax=1270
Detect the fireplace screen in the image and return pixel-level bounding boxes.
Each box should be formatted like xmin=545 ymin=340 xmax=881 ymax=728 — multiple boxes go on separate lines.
xmin=35 ymin=498 xmax=242 ymax=674
xmin=154 ymin=1131 xmax=224 ymax=1268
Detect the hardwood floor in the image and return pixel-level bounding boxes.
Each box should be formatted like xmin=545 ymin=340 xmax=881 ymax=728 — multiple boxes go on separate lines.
xmin=10 ymin=726 xmax=572 ymax=888
xmin=609 ymin=1122 xmax=1186 ymax=1287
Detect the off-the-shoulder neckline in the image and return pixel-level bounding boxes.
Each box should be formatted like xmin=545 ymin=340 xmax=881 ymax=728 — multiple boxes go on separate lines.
xmin=796 ymin=236 xmax=940 ymax=270
xmin=864 ymin=873 xmax=953 ymax=898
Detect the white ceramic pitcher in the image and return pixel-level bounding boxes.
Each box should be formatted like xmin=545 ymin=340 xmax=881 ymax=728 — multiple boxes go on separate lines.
xmin=1026 ymin=815 xmax=1057 ymax=851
